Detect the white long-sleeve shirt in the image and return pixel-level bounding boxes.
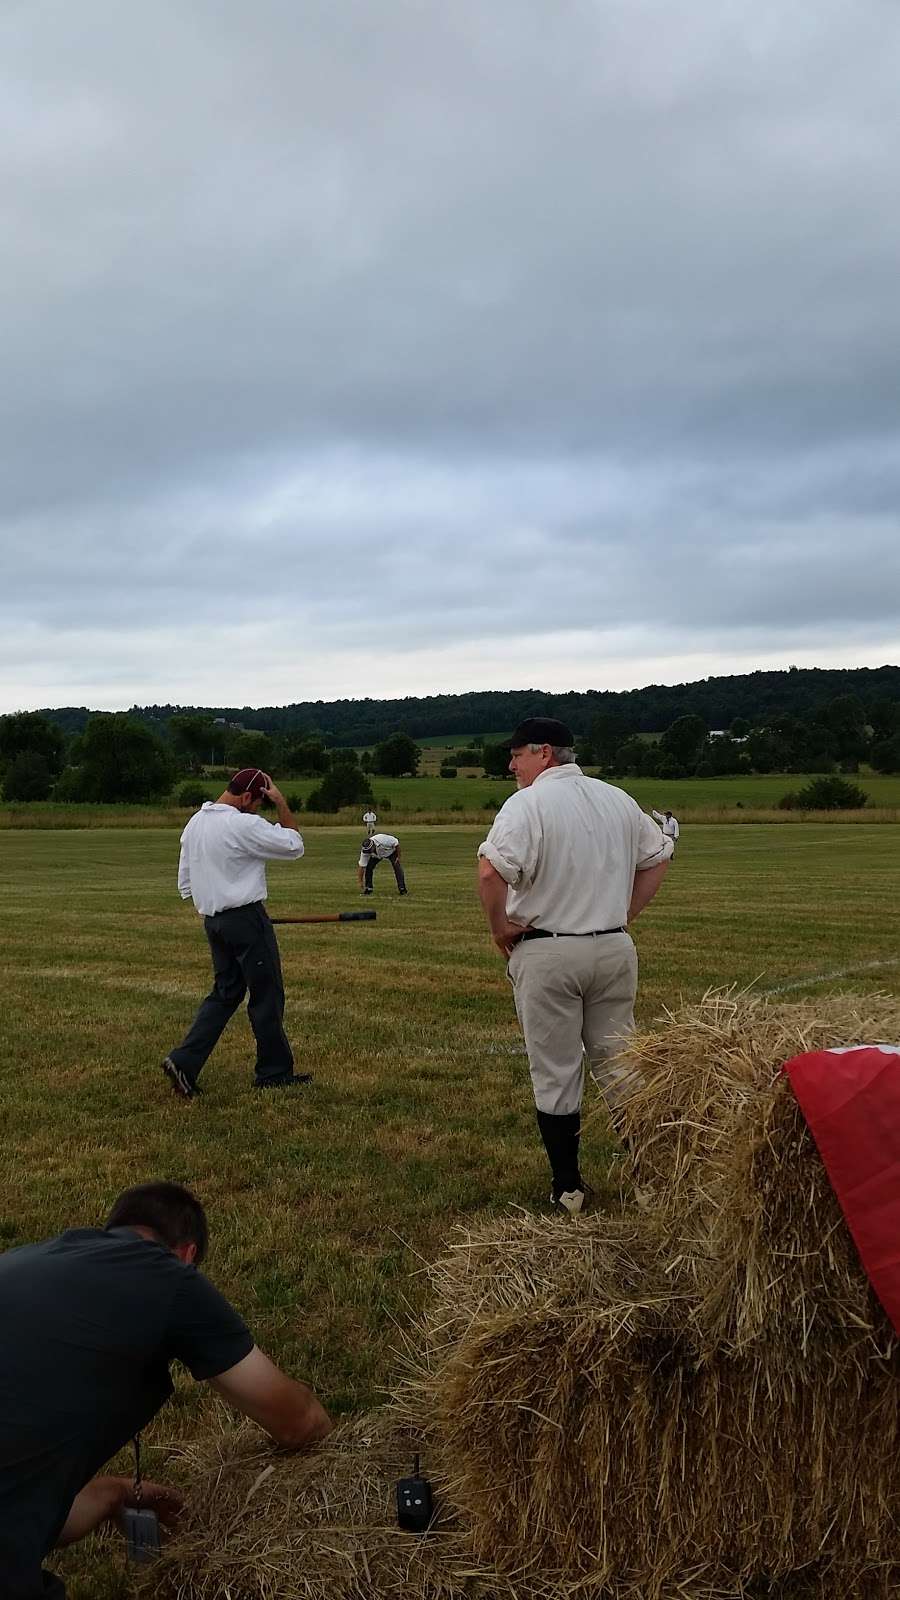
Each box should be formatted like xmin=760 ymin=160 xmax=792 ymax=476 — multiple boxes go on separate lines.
xmin=652 ymin=810 xmax=680 ymax=841
xmin=478 ymin=765 xmax=672 ymax=934
xmin=178 ymin=802 xmax=304 ymax=916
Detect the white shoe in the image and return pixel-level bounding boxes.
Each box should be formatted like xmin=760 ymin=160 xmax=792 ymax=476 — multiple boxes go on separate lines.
xmin=551 ymin=1187 xmax=589 ymax=1216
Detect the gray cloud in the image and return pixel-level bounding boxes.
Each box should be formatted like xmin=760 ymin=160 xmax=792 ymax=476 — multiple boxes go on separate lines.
xmin=1 ymin=0 xmax=898 ymax=711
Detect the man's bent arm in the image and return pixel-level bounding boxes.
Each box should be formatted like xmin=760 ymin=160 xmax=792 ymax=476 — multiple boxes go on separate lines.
xmin=628 ymin=861 xmax=669 ymax=923
xmin=210 ymin=1345 xmax=333 ymax=1447
xmin=177 ymin=844 xmax=192 ymax=900
xmin=263 ymin=779 xmax=303 ymax=837
xmin=477 ymin=857 xmax=527 ymax=955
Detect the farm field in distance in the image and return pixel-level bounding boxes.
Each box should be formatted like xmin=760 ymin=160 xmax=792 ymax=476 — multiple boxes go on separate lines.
xmin=185 ymin=768 xmax=900 ymax=811
xmin=2 ymin=822 xmax=899 ymax=1597
xmin=4 ymin=769 xmax=900 ymax=831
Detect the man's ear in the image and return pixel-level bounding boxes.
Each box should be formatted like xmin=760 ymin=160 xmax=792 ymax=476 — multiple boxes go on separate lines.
xmin=174 ymin=1241 xmax=198 ymax=1266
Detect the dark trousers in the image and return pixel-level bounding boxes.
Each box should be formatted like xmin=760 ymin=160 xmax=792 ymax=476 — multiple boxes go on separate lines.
xmin=169 ymin=902 xmax=294 ymax=1086
xmin=364 ymin=849 xmax=407 ymax=893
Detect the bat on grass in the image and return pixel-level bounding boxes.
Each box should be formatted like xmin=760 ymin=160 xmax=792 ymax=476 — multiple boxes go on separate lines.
xmin=270 ymin=912 xmax=376 ymax=925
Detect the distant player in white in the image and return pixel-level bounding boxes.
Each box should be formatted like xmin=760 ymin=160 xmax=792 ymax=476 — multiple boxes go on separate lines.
xmin=652 ymin=809 xmax=680 ymax=846
xmin=357 ymin=833 xmax=407 ymax=896
xmin=362 ymin=808 xmax=377 ymax=836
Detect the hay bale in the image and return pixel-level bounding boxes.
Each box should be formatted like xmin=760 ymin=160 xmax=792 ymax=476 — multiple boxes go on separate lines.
xmin=409 ymin=1212 xmax=900 ymax=1595
xmin=696 ymin=1070 xmax=893 ymax=1355
xmin=611 ymin=989 xmax=900 ymax=1218
xmin=146 ymin=1410 xmax=504 ymax=1600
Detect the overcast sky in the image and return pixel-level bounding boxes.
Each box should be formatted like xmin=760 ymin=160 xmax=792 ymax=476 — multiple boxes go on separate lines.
xmin=2 ymin=0 xmax=899 ymax=713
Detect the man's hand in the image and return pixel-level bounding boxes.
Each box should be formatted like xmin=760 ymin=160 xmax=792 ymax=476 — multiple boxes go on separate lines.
xmin=56 ymin=1476 xmax=183 ymax=1547
xmin=261 ymin=778 xmax=302 ymax=836
xmin=211 ymin=1345 xmax=333 ymax=1448
xmin=490 ymin=918 xmax=529 ymax=957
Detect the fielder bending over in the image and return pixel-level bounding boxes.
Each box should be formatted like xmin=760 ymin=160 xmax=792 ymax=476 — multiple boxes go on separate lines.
xmin=358 ymin=832 xmax=408 ymax=896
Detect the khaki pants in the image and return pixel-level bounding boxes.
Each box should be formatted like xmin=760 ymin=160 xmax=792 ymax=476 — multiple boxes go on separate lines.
xmin=507 ymin=932 xmax=639 ymax=1116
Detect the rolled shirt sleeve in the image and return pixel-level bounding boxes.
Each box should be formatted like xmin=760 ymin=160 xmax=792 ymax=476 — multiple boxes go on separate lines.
xmin=635 ymin=811 xmax=674 ymax=870
xmin=477 ymin=796 xmax=539 ymax=887
xmin=241 ymin=816 xmax=305 ymax=860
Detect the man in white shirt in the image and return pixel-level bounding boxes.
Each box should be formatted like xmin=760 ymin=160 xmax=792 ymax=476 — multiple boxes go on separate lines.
xmin=362 ymin=808 xmax=377 ymax=836
xmin=357 ymin=832 xmax=407 ymax=896
xmin=162 ymin=768 xmax=307 ymax=1098
xmin=477 ymin=719 xmax=672 ymax=1215
xmin=652 ymin=809 xmax=680 ymax=846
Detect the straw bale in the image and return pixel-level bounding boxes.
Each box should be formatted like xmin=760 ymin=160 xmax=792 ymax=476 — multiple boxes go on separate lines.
xmin=611 ymin=989 xmax=900 ymax=1219
xmin=696 ymin=1069 xmax=895 ymax=1357
xmin=423 ymin=1256 xmax=900 ymax=1592
xmin=145 ymin=1410 xmax=510 ymax=1600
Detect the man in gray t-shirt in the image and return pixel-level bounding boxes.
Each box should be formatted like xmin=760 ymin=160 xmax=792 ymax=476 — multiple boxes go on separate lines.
xmin=0 ymin=1181 xmax=331 ymax=1599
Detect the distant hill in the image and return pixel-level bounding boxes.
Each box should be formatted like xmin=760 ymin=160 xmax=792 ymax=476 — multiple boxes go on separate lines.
xmin=32 ymin=665 xmax=900 ymax=745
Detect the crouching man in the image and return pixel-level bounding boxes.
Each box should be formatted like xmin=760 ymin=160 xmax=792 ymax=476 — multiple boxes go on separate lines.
xmin=0 ymin=1182 xmax=332 ymax=1598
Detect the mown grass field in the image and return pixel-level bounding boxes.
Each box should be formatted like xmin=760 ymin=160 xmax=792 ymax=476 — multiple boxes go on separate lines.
xmin=2 ymin=823 xmax=898 ymax=1596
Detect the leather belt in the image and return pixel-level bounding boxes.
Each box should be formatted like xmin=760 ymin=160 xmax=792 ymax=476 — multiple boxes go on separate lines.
xmin=518 ymin=926 xmax=625 ymax=942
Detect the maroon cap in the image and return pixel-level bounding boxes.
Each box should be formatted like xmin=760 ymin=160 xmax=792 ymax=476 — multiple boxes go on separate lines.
xmin=228 ymin=767 xmax=268 ymax=800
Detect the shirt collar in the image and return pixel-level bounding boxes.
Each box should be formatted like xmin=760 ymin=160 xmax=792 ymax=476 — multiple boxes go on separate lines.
xmin=532 ymin=763 xmax=583 ymax=785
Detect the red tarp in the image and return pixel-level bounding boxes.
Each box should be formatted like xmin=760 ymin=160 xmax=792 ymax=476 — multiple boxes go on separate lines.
xmin=783 ymin=1045 xmax=900 ymax=1336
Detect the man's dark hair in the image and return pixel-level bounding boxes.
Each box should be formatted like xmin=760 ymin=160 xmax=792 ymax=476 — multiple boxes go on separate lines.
xmin=105 ymin=1182 xmax=209 ymax=1264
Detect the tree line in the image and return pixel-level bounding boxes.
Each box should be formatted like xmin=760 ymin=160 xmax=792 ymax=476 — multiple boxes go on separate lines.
xmin=2 ymin=688 xmax=899 ymax=806
xmin=0 ymin=713 xmax=423 ymax=806
xmin=26 ymin=664 xmax=900 ymax=748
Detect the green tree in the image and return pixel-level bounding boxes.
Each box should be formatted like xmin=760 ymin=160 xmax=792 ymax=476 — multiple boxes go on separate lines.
xmin=176 ymin=781 xmax=209 ymax=807
xmin=868 ymin=700 xmax=900 ymax=742
xmin=781 ymin=776 xmax=867 ymax=811
xmin=306 ymin=766 xmax=374 ymax=812
xmin=3 ymin=752 xmax=53 ymax=801
xmin=699 ymin=736 xmax=743 ymax=776
xmin=279 ymin=738 xmax=330 ymax=776
xmin=729 ymin=717 xmax=750 ymax=739
xmin=870 ymin=733 xmax=900 ymax=774
xmin=330 ymin=747 xmax=359 ymax=768
xmin=71 ymin=714 xmax=176 ymax=802
xmin=612 ymin=736 xmax=647 ymax=776
xmin=170 ymin=715 xmax=223 ymax=773
xmin=481 ymin=740 xmax=511 ymax=778
xmin=0 ymin=711 xmax=65 ymax=779
xmin=659 ymin=714 xmax=707 ymax=771
xmin=227 ymin=730 xmax=274 ymax=771
xmin=371 ymin=732 xmax=421 ymax=777
xmin=815 ymin=696 xmax=868 ymax=771
xmin=590 ymin=712 xmax=631 ymax=769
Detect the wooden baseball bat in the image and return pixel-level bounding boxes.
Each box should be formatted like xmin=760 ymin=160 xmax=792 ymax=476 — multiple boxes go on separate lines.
xmin=269 ymin=911 xmax=377 ymax=924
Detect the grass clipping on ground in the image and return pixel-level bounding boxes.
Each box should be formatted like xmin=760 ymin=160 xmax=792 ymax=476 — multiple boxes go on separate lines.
xmin=148 ymin=990 xmax=900 ymax=1600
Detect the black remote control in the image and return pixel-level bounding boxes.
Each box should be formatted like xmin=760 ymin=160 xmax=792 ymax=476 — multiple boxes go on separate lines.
xmin=396 ymin=1454 xmax=433 ymax=1533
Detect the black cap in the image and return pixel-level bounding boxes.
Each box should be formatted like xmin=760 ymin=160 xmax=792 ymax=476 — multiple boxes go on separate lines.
xmin=509 ymin=717 xmax=575 ymax=749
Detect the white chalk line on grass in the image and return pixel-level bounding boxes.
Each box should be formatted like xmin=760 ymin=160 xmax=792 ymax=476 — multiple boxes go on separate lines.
xmin=759 ymin=958 xmax=900 ymax=996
